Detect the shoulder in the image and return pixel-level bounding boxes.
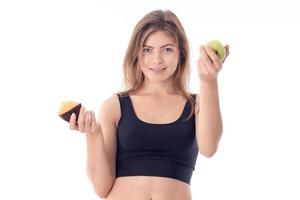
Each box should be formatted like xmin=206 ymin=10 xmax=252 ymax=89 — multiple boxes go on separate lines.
xmin=98 ymin=93 xmax=121 ymax=127
xmin=100 ymin=93 xmax=120 ymax=112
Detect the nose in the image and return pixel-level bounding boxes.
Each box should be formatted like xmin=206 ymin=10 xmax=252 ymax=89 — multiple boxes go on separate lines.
xmin=152 ymin=51 xmax=163 ymax=64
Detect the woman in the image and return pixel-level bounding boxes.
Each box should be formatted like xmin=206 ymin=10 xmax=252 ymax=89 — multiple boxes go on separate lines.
xmin=69 ymin=9 xmax=229 ymax=200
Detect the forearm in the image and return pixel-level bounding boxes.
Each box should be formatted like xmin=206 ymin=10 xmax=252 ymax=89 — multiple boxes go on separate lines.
xmin=86 ymin=128 xmax=114 ymax=196
xmin=197 ymin=81 xmax=223 ymax=155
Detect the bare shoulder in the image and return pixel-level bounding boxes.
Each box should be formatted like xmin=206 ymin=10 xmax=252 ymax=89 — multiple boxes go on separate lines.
xmin=98 ymin=93 xmax=121 ymax=127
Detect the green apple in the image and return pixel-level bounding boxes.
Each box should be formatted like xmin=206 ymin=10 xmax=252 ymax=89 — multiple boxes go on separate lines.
xmin=206 ymin=40 xmax=226 ymax=61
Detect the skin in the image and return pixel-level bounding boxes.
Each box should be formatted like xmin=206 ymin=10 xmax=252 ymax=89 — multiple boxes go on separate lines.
xmin=68 ymin=30 xmax=230 ymax=199
xmin=137 ymin=30 xmax=180 ymax=95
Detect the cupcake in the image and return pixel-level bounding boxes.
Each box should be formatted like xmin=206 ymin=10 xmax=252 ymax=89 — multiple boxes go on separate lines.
xmin=58 ymin=101 xmax=81 ymax=123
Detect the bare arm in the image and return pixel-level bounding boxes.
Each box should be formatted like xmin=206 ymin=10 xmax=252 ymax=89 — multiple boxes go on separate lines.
xmin=86 ymin=129 xmax=115 ymax=198
xmin=70 ymin=94 xmax=118 ymax=198
xmin=196 ymin=81 xmax=223 ymax=157
xmin=196 ymin=44 xmax=229 ymax=157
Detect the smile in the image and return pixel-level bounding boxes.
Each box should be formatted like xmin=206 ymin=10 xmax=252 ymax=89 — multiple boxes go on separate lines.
xmin=149 ymin=68 xmax=167 ymax=71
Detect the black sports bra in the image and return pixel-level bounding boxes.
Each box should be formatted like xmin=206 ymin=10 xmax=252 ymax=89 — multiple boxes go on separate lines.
xmin=116 ymin=93 xmax=198 ymax=184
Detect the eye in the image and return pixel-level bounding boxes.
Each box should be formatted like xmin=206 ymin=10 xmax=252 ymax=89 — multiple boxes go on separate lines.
xmin=164 ymin=47 xmax=174 ymax=53
xmin=142 ymin=48 xmax=152 ymax=53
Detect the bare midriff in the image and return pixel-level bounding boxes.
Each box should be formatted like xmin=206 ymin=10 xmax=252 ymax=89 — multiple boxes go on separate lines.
xmin=105 ymin=176 xmax=192 ymax=200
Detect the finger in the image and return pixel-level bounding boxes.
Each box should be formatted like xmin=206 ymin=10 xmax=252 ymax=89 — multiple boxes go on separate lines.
xmin=225 ymin=44 xmax=230 ymax=56
xmin=78 ymin=106 xmax=85 ymax=132
xmin=200 ymin=46 xmax=217 ymax=73
xmin=90 ymin=111 xmax=97 ymax=134
xmin=84 ymin=111 xmax=92 ymax=133
xmin=199 ymin=45 xmax=212 ymax=64
xmin=199 ymin=46 xmax=215 ymax=75
xmin=203 ymin=46 xmax=219 ymax=74
xmin=222 ymin=45 xmax=230 ymax=63
xmin=204 ymin=45 xmax=222 ymax=70
xmin=198 ymin=58 xmax=209 ymax=76
xmin=69 ymin=113 xmax=77 ymax=130
xmin=201 ymin=54 xmax=217 ymax=75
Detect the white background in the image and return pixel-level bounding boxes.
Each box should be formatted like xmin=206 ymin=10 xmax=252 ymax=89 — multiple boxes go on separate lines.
xmin=1 ymin=0 xmax=300 ymax=199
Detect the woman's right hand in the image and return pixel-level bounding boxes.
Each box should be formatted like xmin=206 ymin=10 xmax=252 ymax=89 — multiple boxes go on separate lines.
xmin=69 ymin=106 xmax=98 ymax=135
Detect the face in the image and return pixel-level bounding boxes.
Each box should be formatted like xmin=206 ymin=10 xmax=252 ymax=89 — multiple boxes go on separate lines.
xmin=139 ymin=30 xmax=180 ymax=83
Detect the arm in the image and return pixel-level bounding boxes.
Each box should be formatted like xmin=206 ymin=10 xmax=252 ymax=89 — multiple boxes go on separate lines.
xmin=85 ymin=94 xmax=118 ymax=198
xmin=196 ymin=44 xmax=229 ymax=157
xmin=196 ymin=81 xmax=223 ymax=157
xmin=86 ymin=129 xmax=115 ymax=198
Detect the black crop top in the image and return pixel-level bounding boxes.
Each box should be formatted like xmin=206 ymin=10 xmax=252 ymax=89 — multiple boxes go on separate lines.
xmin=116 ymin=93 xmax=198 ymax=184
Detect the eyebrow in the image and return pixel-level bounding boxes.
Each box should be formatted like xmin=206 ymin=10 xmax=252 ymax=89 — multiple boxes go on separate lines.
xmin=143 ymin=44 xmax=176 ymax=49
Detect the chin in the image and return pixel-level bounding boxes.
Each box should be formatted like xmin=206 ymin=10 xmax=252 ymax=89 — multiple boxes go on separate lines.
xmin=145 ymin=74 xmax=174 ymax=83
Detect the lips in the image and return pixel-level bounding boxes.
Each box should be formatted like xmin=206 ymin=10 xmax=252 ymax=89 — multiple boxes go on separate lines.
xmin=149 ymin=68 xmax=167 ymax=71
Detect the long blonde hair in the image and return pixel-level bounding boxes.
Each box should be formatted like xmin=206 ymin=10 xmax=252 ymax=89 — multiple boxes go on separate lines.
xmin=118 ymin=9 xmax=195 ymax=121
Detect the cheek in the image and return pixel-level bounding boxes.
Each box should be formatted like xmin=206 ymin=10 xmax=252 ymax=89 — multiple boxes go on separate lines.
xmin=138 ymin=59 xmax=150 ymax=73
xmin=166 ymin=53 xmax=180 ymax=65
xmin=139 ymin=54 xmax=179 ymax=68
xmin=167 ymin=57 xmax=179 ymax=69
xmin=140 ymin=56 xmax=151 ymax=67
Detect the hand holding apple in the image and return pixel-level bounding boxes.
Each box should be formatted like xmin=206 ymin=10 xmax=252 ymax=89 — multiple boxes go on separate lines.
xmin=197 ymin=40 xmax=229 ymax=83
xmin=206 ymin=40 xmax=226 ymax=62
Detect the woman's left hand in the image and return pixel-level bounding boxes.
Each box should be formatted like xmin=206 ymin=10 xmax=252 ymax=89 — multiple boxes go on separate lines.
xmin=197 ymin=44 xmax=230 ymax=83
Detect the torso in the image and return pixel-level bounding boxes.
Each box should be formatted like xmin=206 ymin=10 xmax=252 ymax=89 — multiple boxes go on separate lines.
xmin=107 ymin=93 xmax=198 ymax=200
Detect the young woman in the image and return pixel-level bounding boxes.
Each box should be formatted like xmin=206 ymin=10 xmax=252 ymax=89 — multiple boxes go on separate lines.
xmin=69 ymin=9 xmax=229 ymax=200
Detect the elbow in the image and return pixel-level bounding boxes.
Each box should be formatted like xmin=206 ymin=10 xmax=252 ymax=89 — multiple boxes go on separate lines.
xmin=198 ymin=143 xmax=218 ymax=158
xmin=88 ymin=171 xmax=115 ymax=198
xmin=197 ymin=131 xmax=222 ymax=158
xmin=200 ymin=148 xmax=217 ymax=158
xmin=95 ymin=187 xmax=110 ymax=199
xmin=94 ymin=182 xmax=114 ymax=199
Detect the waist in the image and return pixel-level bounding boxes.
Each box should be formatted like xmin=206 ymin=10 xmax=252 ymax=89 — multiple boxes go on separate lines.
xmin=107 ymin=176 xmax=191 ymax=200
xmin=116 ymin=158 xmax=195 ymax=185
